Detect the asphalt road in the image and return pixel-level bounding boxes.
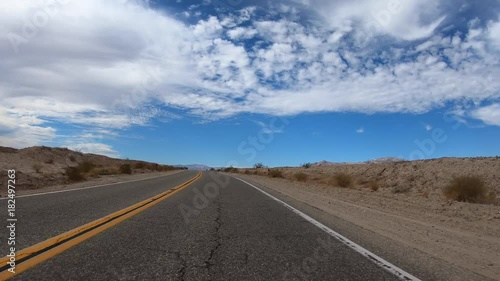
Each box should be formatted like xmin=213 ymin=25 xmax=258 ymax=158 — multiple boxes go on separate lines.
xmin=1 ymin=171 xmax=410 ymax=280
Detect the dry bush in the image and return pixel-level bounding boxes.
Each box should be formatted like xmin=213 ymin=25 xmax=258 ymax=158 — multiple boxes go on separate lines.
xmin=333 ymin=173 xmax=352 ymax=188
xmin=244 ymin=170 xmax=251 ymax=175
xmin=65 ymin=167 xmax=84 ymax=181
xmin=69 ymin=155 xmax=76 ymax=162
xmin=44 ymin=159 xmax=54 ymax=164
xmin=293 ymin=172 xmax=308 ymax=182
xmin=392 ymin=185 xmax=411 ymax=194
xmin=134 ymin=162 xmax=146 ymax=169
xmin=92 ymin=168 xmax=118 ymax=176
xmin=269 ymin=169 xmax=284 ymax=178
xmin=119 ymin=164 xmax=132 ymax=174
xmin=368 ymin=180 xmax=379 ymax=191
xmin=443 ymin=176 xmax=487 ymax=203
xmin=78 ymin=161 xmax=95 ymax=173
xmin=223 ymin=166 xmax=238 ymax=173
xmin=32 ymin=164 xmax=42 ymax=173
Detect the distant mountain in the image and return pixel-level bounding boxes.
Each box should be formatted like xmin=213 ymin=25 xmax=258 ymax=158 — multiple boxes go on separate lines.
xmin=311 ymin=160 xmax=358 ymax=166
xmin=176 ymin=164 xmax=213 ymax=171
xmin=310 ymin=157 xmax=405 ymax=167
xmin=366 ymin=157 xmax=406 ymax=164
xmin=311 ymin=160 xmax=336 ymax=167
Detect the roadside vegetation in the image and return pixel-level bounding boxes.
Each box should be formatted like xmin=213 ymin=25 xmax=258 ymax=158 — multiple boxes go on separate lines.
xmin=332 ymin=173 xmax=353 ymax=188
xmin=217 ymin=160 xmax=498 ymax=206
xmin=443 ymin=175 xmax=495 ymax=204
xmin=293 ymin=172 xmax=308 ymax=182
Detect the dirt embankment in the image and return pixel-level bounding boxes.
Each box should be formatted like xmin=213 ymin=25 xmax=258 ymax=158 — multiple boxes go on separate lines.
xmin=0 ymin=146 xmax=185 ymax=193
xmin=229 ymin=157 xmax=500 ymax=280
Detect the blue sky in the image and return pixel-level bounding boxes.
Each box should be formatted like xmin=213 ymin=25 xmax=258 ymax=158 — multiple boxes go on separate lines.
xmin=0 ymin=0 xmax=499 ymax=167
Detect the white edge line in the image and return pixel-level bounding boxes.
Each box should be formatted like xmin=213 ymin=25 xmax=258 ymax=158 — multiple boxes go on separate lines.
xmin=0 ymin=171 xmax=184 ymax=200
xmin=234 ymin=176 xmax=421 ymax=281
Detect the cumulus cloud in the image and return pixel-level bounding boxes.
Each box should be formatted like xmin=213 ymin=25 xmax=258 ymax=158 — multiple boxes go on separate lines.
xmin=1 ymin=0 xmax=500 ymax=150
xmin=356 ymin=128 xmax=365 ymax=133
xmin=67 ymin=142 xmax=120 ymax=158
xmin=471 ymin=104 xmax=500 ymax=126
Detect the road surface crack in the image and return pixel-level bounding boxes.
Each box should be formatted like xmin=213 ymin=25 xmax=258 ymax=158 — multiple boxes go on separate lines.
xmin=171 ymin=251 xmax=186 ymax=281
xmin=205 ymin=201 xmax=222 ymax=271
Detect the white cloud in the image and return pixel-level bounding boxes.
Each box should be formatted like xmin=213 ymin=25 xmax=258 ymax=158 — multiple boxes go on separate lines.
xmin=0 ymin=0 xmax=499 ymax=150
xmin=68 ymin=143 xmax=120 ymax=158
xmin=306 ymin=0 xmax=446 ymax=40
xmin=471 ymin=104 xmax=500 ymax=126
xmin=356 ymin=128 xmax=365 ymax=133
xmin=425 ymin=124 xmax=433 ymax=131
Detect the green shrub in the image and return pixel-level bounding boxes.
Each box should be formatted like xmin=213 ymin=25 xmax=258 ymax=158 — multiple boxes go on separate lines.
xmin=254 ymin=163 xmax=265 ymax=169
xmin=269 ymin=169 xmax=284 ymax=178
xmin=444 ymin=176 xmax=487 ymax=203
xmin=119 ymin=164 xmax=132 ymax=174
xmin=65 ymin=167 xmax=84 ymax=181
xmin=301 ymin=163 xmax=312 ymax=169
xmin=293 ymin=172 xmax=308 ymax=182
xmin=333 ymin=173 xmax=352 ymax=188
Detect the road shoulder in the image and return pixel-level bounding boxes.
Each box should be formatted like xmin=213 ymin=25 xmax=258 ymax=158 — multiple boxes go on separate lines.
xmin=230 ymin=174 xmax=499 ymax=281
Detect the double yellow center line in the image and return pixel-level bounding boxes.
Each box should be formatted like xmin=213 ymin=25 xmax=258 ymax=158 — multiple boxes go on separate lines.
xmin=0 ymin=171 xmax=202 ymax=280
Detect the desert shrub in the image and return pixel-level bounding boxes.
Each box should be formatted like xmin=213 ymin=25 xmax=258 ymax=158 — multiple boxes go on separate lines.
xmin=119 ymin=164 xmax=132 ymax=174
xmin=134 ymin=162 xmax=146 ymax=169
xmin=269 ymin=169 xmax=284 ymax=178
xmin=293 ymin=172 xmax=308 ymax=182
xmin=69 ymin=155 xmax=76 ymax=162
xmin=96 ymin=168 xmax=117 ymax=176
xmin=78 ymin=161 xmax=95 ymax=173
xmin=333 ymin=173 xmax=352 ymax=188
xmin=301 ymin=163 xmax=312 ymax=169
xmin=443 ymin=176 xmax=487 ymax=203
xmin=32 ymin=164 xmax=42 ymax=173
xmin=45 ymin=159 xmax=54 ymax=164
xmin=253 ymin=163 xmax=265 ymax=169
xmin=65 ymin=167 xmax=84 ymax=181
xmin=392 ymin=185 xmax=411 ymax=194
xmin=146 ymin=163 xmax=159 ymax=171
xmin=369 ymin=180 xmax=379 ymax=191
xmin=244 ymin=170 xmax=251 ymax=175
xmin=223 ymin=166 xmax=238 ymax=173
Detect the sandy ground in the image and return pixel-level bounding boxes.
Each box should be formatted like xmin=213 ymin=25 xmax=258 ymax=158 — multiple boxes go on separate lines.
xmin=0 ymin=170 xmax=182 ymax=197
xmin=233 ymin=173 xmax=500 ymax=280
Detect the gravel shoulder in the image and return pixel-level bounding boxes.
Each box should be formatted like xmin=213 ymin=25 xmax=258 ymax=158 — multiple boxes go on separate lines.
xmin=233 ymin=173 xmax=500 ymax=281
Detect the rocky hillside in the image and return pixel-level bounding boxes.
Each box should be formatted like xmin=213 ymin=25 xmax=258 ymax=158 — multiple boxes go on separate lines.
xmin=0 ymin=146 xmax=185 ymax=190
